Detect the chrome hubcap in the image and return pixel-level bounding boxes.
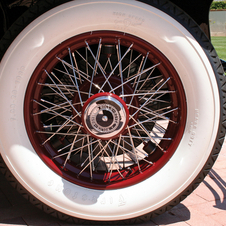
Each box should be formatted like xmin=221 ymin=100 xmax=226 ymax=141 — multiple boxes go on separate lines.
xmin=82 ymin=93 xmax=129 ymax=140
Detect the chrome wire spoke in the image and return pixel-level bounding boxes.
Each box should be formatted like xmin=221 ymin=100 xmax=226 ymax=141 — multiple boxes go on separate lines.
xmin=106 ymin=142 xmax=124 ymax=172
xmin=104 ymin=57 xmax=113 ymax=71
xmin=128 ymin=52 xmax=149 ymax=109
xmin=97 ymin=140 xmax=124 ymax=178
xmin=33 ymin=99 xmax=71 ymax=116
xmin=138 ymin=79 xmax=169 ymax=103
xmin=51 ymin=71 xmax=74 ymax=96
xmin=141 ymin=96 xmax=171 ymax=105
xmin=87 ymin=137 xmax=93 ymax=180
xmin=53 ymin=66 xmax=100 ymax=93
xmin=33 ymin=99 xmax=71 ymax=120
xmin=63 ymin=126 xmax=82 ymax=168
xmin=63 ymin=56 xmax=81 ymax=87
xmin=127 ymin=103 xmax=177 ymax=125
xmin=130 ymin=74 xmax=162 ymax=86
xmin=140 ymin=107 xmax=177 ymax=123
xmin=57 ymin=135 xmax=87 ymax=153
xmin=126 ymin=49 xmax=133 ymax=78
xmin=120 ymin=136 xmax=148 ymax=159
xmin=108 ymin=135 xmax=123 ymax=181
xmin=36 ymin=130 xmax=85 ymax=137
xmin=55 ymin=57 xmax=103 ymax=92
xmin=80 ymin=140 xmax=103 ymax=168
xmin=138 ymin=106 xmax=171 ymax=121
xmin=132 ymin=52 xmax=147 ymax=88
xmin=116 ymin=39 xmax=124 ymax=98
xmin=109 ymin=63 xmax=161 ymax=94
xmin=120 ymin=90 xmax=175 ymax=97
xmin=121 ymin=135 xmax=171 ymax=141
xmin=85 ymin=47 xmax=89 ymax=76
xmin=42 ymin=113 xmax=81 ymax=145
xmin=138 ymin=66 xmax=158 ymax=91
xmin=53 ymin=138 xmax=98 ymax=159
xmin=123 ymin=51 xmax=142 ymax=77
xmin=127 ymin=127 xmax=141 ymax=170
xmin=54 ymin=59 xmax=90 ymax=80
xmin=68 ymin=47 xmax=83 ymax=106
xmin=44 ymin=109 xmax=72 ymax=123
xmin=131 ymin=77 xmax=170 ymax=117
xmin=89 ymin=39 xmax=102 ymax=98
xmin=99 ymin=42 xmax=134 ymax=93
xmin=85 ymin=40 xmax=115 ymax=93
xmin=110 ymin=139 xmax=152 ymax=165
xmin=78 ymin=139 xmax=112 ymax=177
xmin=44 ymin=70 xmax=81 ymax=117
xmin=143 ymin=105 xmax=177 ymax=118
xmin=38 ymin=81 xmax=74 ymax=98
xmin=47 ymin=50 xmax=170 ymax=178
xmin=58 ymin=55 xmax=81 ymax=87
xmin=33 ymin=99 xmax=82 ymax=127
xmin=128 ymin=108 xmax=177 ymax=129
xmin=41 ymin=116 xmax=75 ymax=145
xmin=129 ymin=124 xmax=170 ymax=143
xmin=129 ymin=115 xmax=164 ymax=151
xmin=143 ymin=106 xmax=178 ymax=122
xmin=43 ymin=124 xmax=76 ymax=128
xmin=72 ymin=51 xmax=82 ymax=83
xmin=74 ymin=49 xmax=94 ymax=74
xmin=38 ymin=83 xmax=77 ymax=94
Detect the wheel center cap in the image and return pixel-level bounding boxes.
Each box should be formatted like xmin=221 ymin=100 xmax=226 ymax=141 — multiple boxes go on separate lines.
xmin=82 ymin=93 xmax=129 ymax=140
xmin=102 ymin=115 xmax=108 ymax=122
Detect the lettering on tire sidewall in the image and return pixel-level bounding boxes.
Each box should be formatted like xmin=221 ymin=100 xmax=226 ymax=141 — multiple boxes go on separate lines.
xmin=188 ymin=109 xmax=199 ymax=147
xmin=10 ymin=66 xmax=25 ymax=122
xmin=48 ymin=180 xmax=127 ymax=207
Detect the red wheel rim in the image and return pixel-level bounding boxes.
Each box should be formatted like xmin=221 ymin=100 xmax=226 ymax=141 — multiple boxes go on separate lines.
xmin=24 ymin=31 xmax=187 ymax=189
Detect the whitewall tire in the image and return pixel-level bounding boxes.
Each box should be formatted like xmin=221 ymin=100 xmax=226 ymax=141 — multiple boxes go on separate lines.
xmin=0 ymin=0 xmax=225 ymax=223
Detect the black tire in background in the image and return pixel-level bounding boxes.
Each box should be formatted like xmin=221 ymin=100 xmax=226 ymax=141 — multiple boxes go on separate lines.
xmin=0 ymin=0 xmax=225 ymax=224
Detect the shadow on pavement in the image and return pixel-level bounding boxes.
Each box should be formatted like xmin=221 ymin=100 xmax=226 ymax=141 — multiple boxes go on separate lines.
xmin=203 ymin=169 xmax=226 ymax=210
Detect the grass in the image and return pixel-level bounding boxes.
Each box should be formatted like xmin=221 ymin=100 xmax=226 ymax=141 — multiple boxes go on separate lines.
xmin=211 ymin=36 xmax=226 ymax=60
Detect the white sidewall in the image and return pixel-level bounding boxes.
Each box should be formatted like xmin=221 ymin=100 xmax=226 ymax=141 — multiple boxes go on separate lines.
xmin=0 ymin=0 xmax=220 ymax=221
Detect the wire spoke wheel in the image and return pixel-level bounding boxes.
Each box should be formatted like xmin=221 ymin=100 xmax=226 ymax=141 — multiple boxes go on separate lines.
xmin=24 ymin=32 xmax=186 ymax=189
xmin=0 ymin=0 xmax=225 ymax=223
